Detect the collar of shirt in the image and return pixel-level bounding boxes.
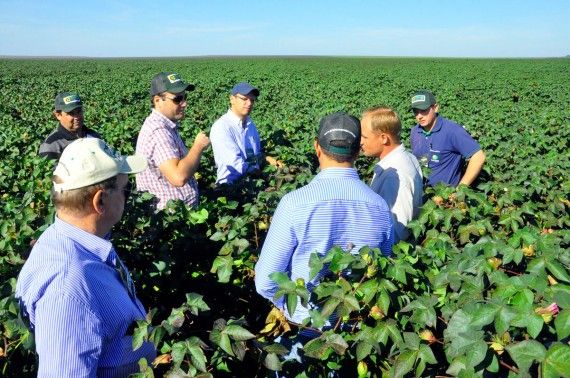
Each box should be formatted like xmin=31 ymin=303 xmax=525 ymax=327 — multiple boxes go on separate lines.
xmin=314 ymin=167 xmax=359 ymax=181
xmin=378 ymin=144 xmax=405 ymax=170
xmin=225 ymin=109 xmax=252 ymax=131
xmin=151 ymin=109 xmax=179 ymax=130
xmin=56 ymin=123 xmax=88 ymax=140
xmin=416 ymin=114 xmax=442 ymax=136
xmin=52 ymin=216 xmax=114 ymax=263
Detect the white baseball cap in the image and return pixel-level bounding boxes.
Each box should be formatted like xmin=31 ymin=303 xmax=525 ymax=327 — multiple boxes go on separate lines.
xmin=53 ymin=138 xmax=147 ymax=192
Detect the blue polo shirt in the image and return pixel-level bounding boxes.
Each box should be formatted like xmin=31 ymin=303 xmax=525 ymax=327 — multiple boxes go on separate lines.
xmin=410 ymin=116 xmax=481 ymax=187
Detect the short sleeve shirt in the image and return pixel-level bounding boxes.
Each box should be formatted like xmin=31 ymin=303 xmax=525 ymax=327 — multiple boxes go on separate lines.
xmin=410 ymin=116 xmax=481 ymax=187
xmin=135 ymin=110 xmax=199 ymax=209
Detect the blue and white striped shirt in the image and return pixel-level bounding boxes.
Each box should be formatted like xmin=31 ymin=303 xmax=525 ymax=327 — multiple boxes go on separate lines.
xmin=254 ymin=167 xmax=394 ymax=324
xmin=15 ymin=217 xmax=156 ymax=377
xmin=210 ymin=110 xmax=262 ymax=185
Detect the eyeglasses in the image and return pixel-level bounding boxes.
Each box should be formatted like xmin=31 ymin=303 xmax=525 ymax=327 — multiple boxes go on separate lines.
xmin=235 ymin=95 xmax=256 ymax=103
xmin=162 ymin=93 xmax=187 ymax=105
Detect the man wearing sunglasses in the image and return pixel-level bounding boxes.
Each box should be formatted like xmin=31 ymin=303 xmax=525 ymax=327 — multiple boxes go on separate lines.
xmin=210 ymin=82 xmax=281 ymax=185
xmin=16 ymin=138 xmax=156 ymax=376
xmin=136 ymin=72 xmax=210 ymax=209
xmin=38 ymin=92 xmax=102 ymax=160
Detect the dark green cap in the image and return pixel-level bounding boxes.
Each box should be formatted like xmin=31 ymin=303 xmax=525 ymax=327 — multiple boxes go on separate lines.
xmin=411 ymin=90 xmax=436 ymax=110
xmin=150 ymin=72 xmax=195 ymax=96
xmin=54 ymin=92 xmax=82 ymax=113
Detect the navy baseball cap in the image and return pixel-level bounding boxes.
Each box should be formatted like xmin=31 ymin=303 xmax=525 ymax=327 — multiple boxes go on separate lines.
xmin=317 ymin=112 xmax=361 ymax=156
xmin=231 ymin=82 xmax=259 ymax=98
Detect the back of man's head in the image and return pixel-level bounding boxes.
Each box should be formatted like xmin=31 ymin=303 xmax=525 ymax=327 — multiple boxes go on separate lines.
xmin=52 ymin=138 xmax=147 ymax=213
xmin=317 ymin=112 xmax=361 ymax=163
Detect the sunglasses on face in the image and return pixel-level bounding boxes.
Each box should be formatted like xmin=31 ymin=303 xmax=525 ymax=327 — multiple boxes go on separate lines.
xmin=163 ymin=93 xmax=187 ymax=105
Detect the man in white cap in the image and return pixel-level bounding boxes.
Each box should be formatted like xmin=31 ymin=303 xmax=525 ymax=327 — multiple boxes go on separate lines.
xmin=16 ymin=138 xmax=156 ymax=376
xmin=210 ymin=82 xmax=280 ymax=185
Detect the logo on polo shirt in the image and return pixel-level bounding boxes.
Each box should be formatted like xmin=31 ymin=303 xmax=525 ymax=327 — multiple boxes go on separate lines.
xmin=167 ymin=74 xmax=181 ymax=84
xmin=63 ymin=95 xmax=80 ymax=105
xmin=412 ymin=95 xmax=426 ymax=104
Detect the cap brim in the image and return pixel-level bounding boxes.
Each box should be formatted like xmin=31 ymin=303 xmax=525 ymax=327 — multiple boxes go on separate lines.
xmin=60 ymin=104 xmax=83 ymax=112
xmin=411 ymin=103 xmax=432 ymax=111
xmin=120 ymin=154 xmax=148 ymax=174
xmin=170 ymin=82 xmax=195 ymax=94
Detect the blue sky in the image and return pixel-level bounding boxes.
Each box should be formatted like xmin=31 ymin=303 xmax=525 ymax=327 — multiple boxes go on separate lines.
xmin=0 ymin=0 xmax=567 ymax=57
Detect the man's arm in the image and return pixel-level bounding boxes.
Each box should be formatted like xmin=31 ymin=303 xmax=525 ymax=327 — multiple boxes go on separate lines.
xmin=35 ymin=294 xmax=103 ymax=376
xmin=159 ymin=132 xmax=210 ymax=187
xmin=459 ymin=149 xmax=486 ymax=186
xmin=254 ymin=199 xmax=297 ymax=309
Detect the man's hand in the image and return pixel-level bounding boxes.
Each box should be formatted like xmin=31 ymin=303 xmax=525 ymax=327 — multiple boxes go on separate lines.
xmin=194 ymin=131 xmax=210 ymax=151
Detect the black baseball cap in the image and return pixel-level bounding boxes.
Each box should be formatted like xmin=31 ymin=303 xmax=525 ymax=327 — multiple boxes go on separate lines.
xmin=317 ymin=112 xmax=361 ymax=156
xmin=150 ymin=72 xmax=195 ymax=96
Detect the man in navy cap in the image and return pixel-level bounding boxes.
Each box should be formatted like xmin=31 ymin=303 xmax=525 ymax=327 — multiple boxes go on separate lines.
xmin=255 ymin=111 xmax=393 ymax=329
xmin=410 ymin=90 xmax=486 ymax=187
xmin=210 ymin=82 xmax=280 ymax=185
xmin=38 ymin=92 xmax=101 ymax=160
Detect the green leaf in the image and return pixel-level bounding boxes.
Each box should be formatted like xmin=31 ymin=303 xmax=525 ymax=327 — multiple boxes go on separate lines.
xmin=224 ymin=324 xmax=256 ymax=341
xmin=171 ymin=341 xmax=187 ymax=365
xmin=546 ymin=260 xmax=570 ymax=284
xmin=392 ymin=350 xmax=417 ymax=378
xmin=187 ymin=343 xmax=207 ymax=373
xmin=505 ymin=340 xmax=547 ymax=373
xmin=419 ymin=344 xmax=437 ymax=365
xmin=185 ymin=293 xmax=210 ymax=315
xmin=132 ymin=320 xmax=148 ymax=351
xmin=286 ymin=293 xmax=297 ymax=317
xmin=541 ymin=343 xmax=570 ymax=378
xmin=264 ymin=352 xmax=282 ymax=371
xmin=554 ymin=309 xmax=570 ymax=340
xmin=308 ymin=252 xmax=324 ymax=280
xmin=269 ymin=271 xmax=291 ymax=285
xmin=263 ymin=343 xmax=290 ymax=355
xmin=210 ymin=255 xmax=233 ymax=283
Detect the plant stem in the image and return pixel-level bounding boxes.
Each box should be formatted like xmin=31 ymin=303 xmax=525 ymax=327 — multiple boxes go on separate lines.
xmin=499 ymin=360 xmax=519 ymax=373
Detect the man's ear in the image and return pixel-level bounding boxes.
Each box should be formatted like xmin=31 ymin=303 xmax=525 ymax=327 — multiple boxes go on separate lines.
xmin=434 ymin=104 xmax=440 ymax=113
xmin=53 ymin=111 xmax=62 ymax=121
xmin=314 ymin=139 xmax=321 ymax=158
xmin=92 ymin=189 xmax=105 ymax=215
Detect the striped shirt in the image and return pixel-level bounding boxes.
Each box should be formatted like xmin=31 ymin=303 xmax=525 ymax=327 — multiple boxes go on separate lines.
xmin=370 ymin=144 xmax=424 ymax=242
xmin=254 ymin=167 xmax=394 ymax=324
xmin=135 ymin=109 xmax=199 ymax=209
xmin=210 ymin=110 xmax=262 ymax=185
xmin=15 ymin=217 xmax=156 ymax=377
xmin=38 ymin=124 xmax=101 ymax=160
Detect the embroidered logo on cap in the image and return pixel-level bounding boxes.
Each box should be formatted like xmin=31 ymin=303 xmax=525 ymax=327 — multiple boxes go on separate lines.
xmin=167 ymin=74 xmax=181 ymax=83
xmin=63 ymin=95 xmax=80 ymax=105
xmin=411 ymin=95 xmax=426 ymax=104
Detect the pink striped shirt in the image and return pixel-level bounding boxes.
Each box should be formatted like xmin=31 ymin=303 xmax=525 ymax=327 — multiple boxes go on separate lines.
xmin=135 ymin=109 xmax=199 ymax=209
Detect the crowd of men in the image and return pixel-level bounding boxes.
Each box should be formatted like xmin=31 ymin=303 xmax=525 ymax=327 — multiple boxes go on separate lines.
xmin=18 ymin=71 xmax=486 ymax=375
